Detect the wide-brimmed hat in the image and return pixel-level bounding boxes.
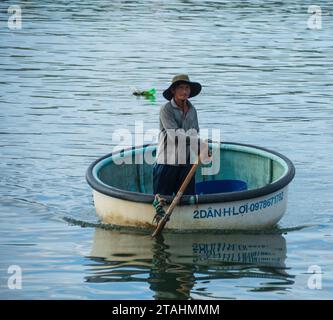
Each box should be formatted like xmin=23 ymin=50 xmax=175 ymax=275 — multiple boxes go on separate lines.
xmin=163 ymin=74 xmax=202 ymax=101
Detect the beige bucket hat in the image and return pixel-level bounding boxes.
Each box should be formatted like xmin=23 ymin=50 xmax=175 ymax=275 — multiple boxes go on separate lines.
xmin=163 ymin=74 xmax=202 ymax=100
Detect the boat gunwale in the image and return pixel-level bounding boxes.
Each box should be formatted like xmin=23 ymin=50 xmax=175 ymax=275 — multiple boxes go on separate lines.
xmin=86 ymin=142 xmax=295 ymax=205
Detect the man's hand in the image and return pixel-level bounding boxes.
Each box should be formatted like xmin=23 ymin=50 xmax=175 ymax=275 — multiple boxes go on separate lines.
xmin=199 ymin=140 xmax=212 ymax=164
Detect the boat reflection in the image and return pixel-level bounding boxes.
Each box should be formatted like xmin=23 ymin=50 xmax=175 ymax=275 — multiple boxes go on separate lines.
xmin=85 ymin=229 xmax=293 ymax=299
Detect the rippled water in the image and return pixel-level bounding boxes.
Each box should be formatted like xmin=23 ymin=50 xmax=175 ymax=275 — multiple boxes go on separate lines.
xmin=0 ymin=0 xmax=332 ymax=299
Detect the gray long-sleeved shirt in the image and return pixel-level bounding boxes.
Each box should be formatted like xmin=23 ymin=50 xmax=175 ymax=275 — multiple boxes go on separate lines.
xmin=156 ymin=98 xmax=200 ymax=165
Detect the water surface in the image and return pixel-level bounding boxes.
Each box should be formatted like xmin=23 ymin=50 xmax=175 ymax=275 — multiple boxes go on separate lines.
xmin=0 ymin=0 xmax=332 ymax=299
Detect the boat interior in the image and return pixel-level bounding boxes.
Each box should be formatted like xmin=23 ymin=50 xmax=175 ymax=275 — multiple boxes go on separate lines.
xmin=95 ymin=144 xmax=288 ymax=195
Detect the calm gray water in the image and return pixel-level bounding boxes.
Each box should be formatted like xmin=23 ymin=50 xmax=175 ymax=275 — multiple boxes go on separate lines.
xmin=0 ymin=0 xmax=332 ymax=299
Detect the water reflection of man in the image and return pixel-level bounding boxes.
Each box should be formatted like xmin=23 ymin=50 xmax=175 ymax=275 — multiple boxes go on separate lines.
xmin=148 ymin=235 xmax=195 ymax=300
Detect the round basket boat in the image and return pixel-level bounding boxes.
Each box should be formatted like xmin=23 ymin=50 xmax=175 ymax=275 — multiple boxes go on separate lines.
xmin=86 ymin=142 xmax=295 ymax=231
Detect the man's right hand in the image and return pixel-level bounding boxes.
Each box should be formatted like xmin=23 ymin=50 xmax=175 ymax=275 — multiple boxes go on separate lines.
xmin=199 ymin=140 xmax=212 ymax=164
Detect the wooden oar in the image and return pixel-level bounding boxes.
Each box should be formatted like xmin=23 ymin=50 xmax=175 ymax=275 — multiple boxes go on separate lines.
xmin=151 ymin=159 xmax=200 ymax=238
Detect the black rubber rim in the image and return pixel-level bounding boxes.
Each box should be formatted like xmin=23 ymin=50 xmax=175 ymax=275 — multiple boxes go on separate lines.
xmin=86 ymin=142 xmax=295 ymax=205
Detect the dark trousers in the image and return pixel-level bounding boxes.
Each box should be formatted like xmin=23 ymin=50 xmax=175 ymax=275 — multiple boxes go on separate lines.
xmin=153 ymin=164 xmax=195 ymax=196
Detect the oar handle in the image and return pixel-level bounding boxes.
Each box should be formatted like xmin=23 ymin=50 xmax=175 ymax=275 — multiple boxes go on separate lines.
xmin=151 ymin=160 xmax=200 ymax=238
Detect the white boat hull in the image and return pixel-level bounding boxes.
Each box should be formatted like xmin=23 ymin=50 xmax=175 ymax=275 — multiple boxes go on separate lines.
xmin=93 ymin=186 xmax=288 ymax=230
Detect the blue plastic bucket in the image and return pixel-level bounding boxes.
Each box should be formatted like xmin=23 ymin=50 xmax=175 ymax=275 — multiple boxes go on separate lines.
xmin=195 ymin=180 xmax=247 ymax=195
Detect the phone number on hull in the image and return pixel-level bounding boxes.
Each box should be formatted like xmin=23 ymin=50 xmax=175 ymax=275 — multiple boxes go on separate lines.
xmin=193 ymin=192 xmax=284 ymax=219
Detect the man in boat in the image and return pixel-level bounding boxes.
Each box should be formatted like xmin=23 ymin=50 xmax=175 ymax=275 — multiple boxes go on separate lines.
xmin=152 ymin=74 xmax=210 ymax=222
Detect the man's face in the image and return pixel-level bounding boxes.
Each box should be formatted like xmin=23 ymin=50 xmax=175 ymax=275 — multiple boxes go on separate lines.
xmin=172 ymin=83 xmax=191 ymax=101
